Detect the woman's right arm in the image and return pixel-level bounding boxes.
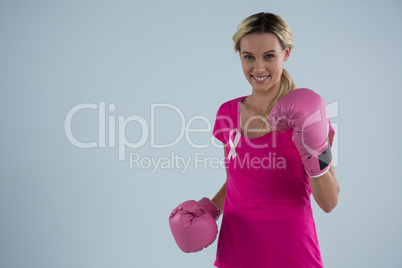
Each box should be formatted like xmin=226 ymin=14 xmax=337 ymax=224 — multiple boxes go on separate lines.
xmin=211 ymin=146 xmax=227 ymax=215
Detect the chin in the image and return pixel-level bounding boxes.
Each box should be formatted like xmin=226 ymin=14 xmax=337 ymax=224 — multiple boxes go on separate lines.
xmin=252 ymin=83 xmax=271 ymax=91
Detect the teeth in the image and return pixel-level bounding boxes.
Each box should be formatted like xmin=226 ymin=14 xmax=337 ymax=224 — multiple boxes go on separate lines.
xmin=253 ymin=75 xmax=269 ymax=81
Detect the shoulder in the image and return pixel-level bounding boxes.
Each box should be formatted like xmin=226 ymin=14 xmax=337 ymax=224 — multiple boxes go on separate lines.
xmin=213 ymin=96 xmax=245 ymax=131
xmin=217 ymin=96 xmax=246 ymax=112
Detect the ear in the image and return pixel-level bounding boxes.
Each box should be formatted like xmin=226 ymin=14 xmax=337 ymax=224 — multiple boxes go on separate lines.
xmin=283 ymin=47 xmax=292 ymax=62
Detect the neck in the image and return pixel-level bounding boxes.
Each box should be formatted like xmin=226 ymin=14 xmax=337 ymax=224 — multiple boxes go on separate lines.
xmin=246 ymin=85 xmax=280 ymax=115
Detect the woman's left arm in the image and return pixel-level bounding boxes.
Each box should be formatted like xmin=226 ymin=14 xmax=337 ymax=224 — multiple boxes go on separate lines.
xmin=309 ymin=160 xmax=339 ymax=213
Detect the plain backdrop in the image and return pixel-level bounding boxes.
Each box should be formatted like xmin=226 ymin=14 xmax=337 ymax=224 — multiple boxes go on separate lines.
xmin=1 ymin=0 xmax=401 ymax=267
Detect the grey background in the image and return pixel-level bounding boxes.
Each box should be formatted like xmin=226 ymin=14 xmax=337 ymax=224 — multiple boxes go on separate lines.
xmin=1 ymin=0 xmax=401 ymax=267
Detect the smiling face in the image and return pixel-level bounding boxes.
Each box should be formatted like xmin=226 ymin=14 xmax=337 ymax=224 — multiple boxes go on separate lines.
xmin=239 ymin=32 xmax=291 ymax=94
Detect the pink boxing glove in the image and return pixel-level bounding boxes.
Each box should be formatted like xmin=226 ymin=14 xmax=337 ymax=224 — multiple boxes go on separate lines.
xmin=169 ymin=198 xmax=221 ymax=253
xmin=270 ymin=88 xmax=332 ymax=177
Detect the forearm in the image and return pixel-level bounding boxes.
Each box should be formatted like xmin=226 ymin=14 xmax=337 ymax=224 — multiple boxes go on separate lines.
xmin=211 ymin=146 xmax=228 ymax=214
xmin=211 ymin=181 xmax=226 ymax=215
xmin=309 ymin=162 xmax=339 ymax=213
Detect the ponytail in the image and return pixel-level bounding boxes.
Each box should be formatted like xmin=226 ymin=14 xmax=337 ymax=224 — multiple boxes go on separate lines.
xmin=265 ymin=68 xmax=296 ymax=127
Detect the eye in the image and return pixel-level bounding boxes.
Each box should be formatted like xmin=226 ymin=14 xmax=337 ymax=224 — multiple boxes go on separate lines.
xmin=265 ymin=54 xmax=274 ymax=59
xmin=244 ymin=55 xmax=254 ymax=60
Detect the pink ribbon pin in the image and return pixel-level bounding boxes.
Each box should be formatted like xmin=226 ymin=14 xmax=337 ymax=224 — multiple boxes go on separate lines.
xmin=228 ymin=129 xmax=240 ymax=160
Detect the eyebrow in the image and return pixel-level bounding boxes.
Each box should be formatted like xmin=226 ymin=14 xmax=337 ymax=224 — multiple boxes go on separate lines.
xmin=241 ymin=50 xmax=276 ymax=54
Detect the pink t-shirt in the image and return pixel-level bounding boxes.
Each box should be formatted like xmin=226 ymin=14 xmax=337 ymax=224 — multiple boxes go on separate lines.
xmin=212 ymin=95 xmax=335 ymax=268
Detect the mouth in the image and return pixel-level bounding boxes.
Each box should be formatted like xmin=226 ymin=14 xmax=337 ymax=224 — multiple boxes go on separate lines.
xmin=251 ymin=75 xmax=270 ymax=83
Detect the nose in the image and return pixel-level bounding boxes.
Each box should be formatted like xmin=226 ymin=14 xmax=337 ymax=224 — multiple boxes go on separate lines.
xmin=253 ymin=59 xmax=265 ymax=74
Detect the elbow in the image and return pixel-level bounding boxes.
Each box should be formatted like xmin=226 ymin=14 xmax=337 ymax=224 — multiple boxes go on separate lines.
xmin=318 ymin=192 xmax=339 ymax=213
xmin=321 ymin=199 xmax=338 ymax=213
xmin=323 ymin=206 xmax=335 ymax=214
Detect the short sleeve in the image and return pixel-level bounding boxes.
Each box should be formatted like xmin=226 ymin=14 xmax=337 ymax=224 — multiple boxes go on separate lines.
xmin=212 ymin=107 xmax=226 ymax=144
xmin=328 ymin=119 xmax=335 ymax=148
xmin=212 ymin=104 xmax=236 ymax=146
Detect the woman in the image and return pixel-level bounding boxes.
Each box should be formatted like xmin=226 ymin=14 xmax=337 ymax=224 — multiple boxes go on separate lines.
xmin=169 ymin=12 xmax=340 ymax=268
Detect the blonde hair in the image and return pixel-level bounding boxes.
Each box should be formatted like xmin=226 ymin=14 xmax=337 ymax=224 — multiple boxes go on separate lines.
xmin=233 ymin=12 xmax=296 ymax=125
